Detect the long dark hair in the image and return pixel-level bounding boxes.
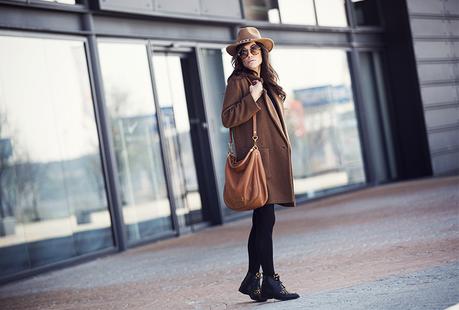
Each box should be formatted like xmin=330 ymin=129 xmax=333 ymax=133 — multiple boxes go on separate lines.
xmin=228 ymin=42 xmax=286 ymax=102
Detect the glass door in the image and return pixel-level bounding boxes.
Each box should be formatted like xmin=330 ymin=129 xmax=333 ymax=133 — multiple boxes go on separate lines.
xmin=98 ymin=41 xmax=175 ymax=245
xmin=151 ymin=51 xmax=205 ymax=233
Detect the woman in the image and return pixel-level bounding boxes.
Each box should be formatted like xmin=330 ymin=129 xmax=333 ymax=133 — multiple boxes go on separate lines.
xmin=221 ymin=27 xmax=300 ymax=302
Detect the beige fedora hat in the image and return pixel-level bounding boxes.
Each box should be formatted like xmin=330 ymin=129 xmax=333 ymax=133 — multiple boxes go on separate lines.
xmin=226 ymin=27 xmax=274 ymax=56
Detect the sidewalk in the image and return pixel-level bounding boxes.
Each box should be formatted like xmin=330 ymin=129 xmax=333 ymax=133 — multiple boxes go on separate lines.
xmin=0 ymin=175 xmax=458 ymax=310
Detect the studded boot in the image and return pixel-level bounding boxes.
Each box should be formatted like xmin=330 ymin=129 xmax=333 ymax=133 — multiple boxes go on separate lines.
xmin=260 ymin=273 xmax=300 ymax=301
xmin=238 ymin=271 xmax=268 ymax=302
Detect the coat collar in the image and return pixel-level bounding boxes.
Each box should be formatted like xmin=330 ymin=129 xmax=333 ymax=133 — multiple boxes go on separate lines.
xmin=244 ymin=76 xmax=290 ymax=145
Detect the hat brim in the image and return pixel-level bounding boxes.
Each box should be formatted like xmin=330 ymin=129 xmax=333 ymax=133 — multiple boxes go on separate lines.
xmin=226 ymin=38 xmax=274 ymax=56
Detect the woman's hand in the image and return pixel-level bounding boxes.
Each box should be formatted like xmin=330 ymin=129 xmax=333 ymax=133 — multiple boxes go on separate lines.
xmin=249 ymin=80 xmax=263 ymax=102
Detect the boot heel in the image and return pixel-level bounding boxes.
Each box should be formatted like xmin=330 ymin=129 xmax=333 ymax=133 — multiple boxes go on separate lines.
xmin=239 ymin=271 xmax=267 ymax=302
xmin=250 ymin=288 xmax=268 ymax=302
xmin=260 ymin=290 xmax=273 ymax=300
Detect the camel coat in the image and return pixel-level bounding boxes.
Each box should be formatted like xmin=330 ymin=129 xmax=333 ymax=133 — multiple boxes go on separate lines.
xmin=221 ymin=73 xmax=296 ymax=207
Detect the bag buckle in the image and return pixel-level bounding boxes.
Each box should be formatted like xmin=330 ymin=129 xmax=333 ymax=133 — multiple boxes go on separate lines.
xmin=252 ymin=135 xmax=258 ymax=149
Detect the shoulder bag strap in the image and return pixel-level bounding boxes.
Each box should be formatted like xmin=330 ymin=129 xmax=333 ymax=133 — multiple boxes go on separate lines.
xmin=228 ymin=113 xmax=258 ymax=155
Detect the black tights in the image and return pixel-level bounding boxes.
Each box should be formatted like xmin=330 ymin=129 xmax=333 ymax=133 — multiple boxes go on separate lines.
xmin=247 ymin=204 xmax=275 ymax=276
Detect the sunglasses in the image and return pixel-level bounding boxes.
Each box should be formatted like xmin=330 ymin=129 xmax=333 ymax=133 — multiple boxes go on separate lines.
xmin=238 ymin=44 xmax=261 ymax=60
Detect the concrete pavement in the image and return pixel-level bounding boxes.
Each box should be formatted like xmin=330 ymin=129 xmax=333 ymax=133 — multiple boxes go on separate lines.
xmin=0 ymin=175 xmax=458 ymax=309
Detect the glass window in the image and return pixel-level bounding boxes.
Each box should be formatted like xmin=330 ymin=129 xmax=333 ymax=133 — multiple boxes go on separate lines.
xmin=315 ymin=0 xmax=348 ymax=27
xmin=278 ymin=0 xmax=316 ymax=25
xmin=221 ymin=47 xmax=365 ymax=197
xmin=243 ymin=0 xmax=348 ymax=27
xmin=0 ymin=35 xmax=113 ymax=278
xmin=98 ymin=41 xmax=174 ymax=244
xmin=269 ymin=48 xmax=364 ymax=196
xmin=221 ymin=50 xmax=360 ymax=203
xmin=242 ymin=0 xmax=281 ymax=23
xmin=351 ymin=0 xmax=381 ymax=26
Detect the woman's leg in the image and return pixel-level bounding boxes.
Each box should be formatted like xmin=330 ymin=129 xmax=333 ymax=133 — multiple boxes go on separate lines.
xmin=253 ymin=204 xmax=276 ymax=276
xmin=248 ymin=210 xmax=260 ymax=274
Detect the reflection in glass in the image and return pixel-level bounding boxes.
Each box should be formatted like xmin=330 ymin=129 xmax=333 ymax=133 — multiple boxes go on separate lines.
xmin=243 ymin=0 xmax=348 ymax=27
xmin=357 ymin=52 xmax=395 ymax=181
xmin=98 ymin=42 xmax=174 ymax=243
xmin=271 ymin=48 xmax=364 ymax=196
xmin=222 ymin=47 xmax=364 ymax=197
xmin=242 ymin=0 xmax=281 ymax=23
xmin=0 ymin=35 xmax=113 ymax=277
xmin=315 ymin=0 xmax=348 ymax=27
xmin=198 ymin=49 xmax=233 ymax=216
xmin=152 ymin=55 xmax=204 ymax=228
xmin=278 ymin=0 xmax=316 ymax=25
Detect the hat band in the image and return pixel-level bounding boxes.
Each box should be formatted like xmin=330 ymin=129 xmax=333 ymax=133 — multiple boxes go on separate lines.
xmin=236 ymin=38 xmax=259 ymax=44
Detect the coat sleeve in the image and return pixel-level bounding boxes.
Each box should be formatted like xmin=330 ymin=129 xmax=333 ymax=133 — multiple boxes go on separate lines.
xmin=221 ymin=78 xmax=262 ymax=128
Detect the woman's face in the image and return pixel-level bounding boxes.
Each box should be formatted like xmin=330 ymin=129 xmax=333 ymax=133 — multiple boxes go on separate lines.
xmin=239 ymin=42 xmax=262 ymax=72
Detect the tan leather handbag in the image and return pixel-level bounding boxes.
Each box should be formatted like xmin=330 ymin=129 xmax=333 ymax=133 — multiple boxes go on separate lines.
xmin=223 ymin=113 xmax=268 ymax=211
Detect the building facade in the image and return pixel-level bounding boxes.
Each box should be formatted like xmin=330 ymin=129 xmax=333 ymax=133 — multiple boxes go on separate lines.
xmin=0 ymin=0 xmax=456 ymax=284
xmin=404 ymin=0 xmax=459 ymax=175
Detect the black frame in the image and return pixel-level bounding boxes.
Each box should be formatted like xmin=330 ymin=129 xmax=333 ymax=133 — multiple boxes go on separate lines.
xmin=148 ymin=46 xmax=215 ymax=235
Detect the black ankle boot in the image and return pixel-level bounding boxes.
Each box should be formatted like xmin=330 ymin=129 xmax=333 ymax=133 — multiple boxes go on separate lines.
xmin=260 ymin=273 xmax=300 ymax=301
xmin=238 ymin=271 xmax=268 ymax=302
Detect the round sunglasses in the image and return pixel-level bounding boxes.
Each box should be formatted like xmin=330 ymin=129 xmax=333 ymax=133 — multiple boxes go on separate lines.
xmin=238 ymin=44 xmax=261 ymax=60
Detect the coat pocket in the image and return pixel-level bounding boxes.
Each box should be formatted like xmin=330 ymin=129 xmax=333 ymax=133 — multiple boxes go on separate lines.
xmin=257 ymin=147 xmax=271 ymax=179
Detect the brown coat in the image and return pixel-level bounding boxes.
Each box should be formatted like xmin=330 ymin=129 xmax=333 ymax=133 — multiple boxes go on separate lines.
xmin=221 ymin=73 xmax=296 ymax=207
